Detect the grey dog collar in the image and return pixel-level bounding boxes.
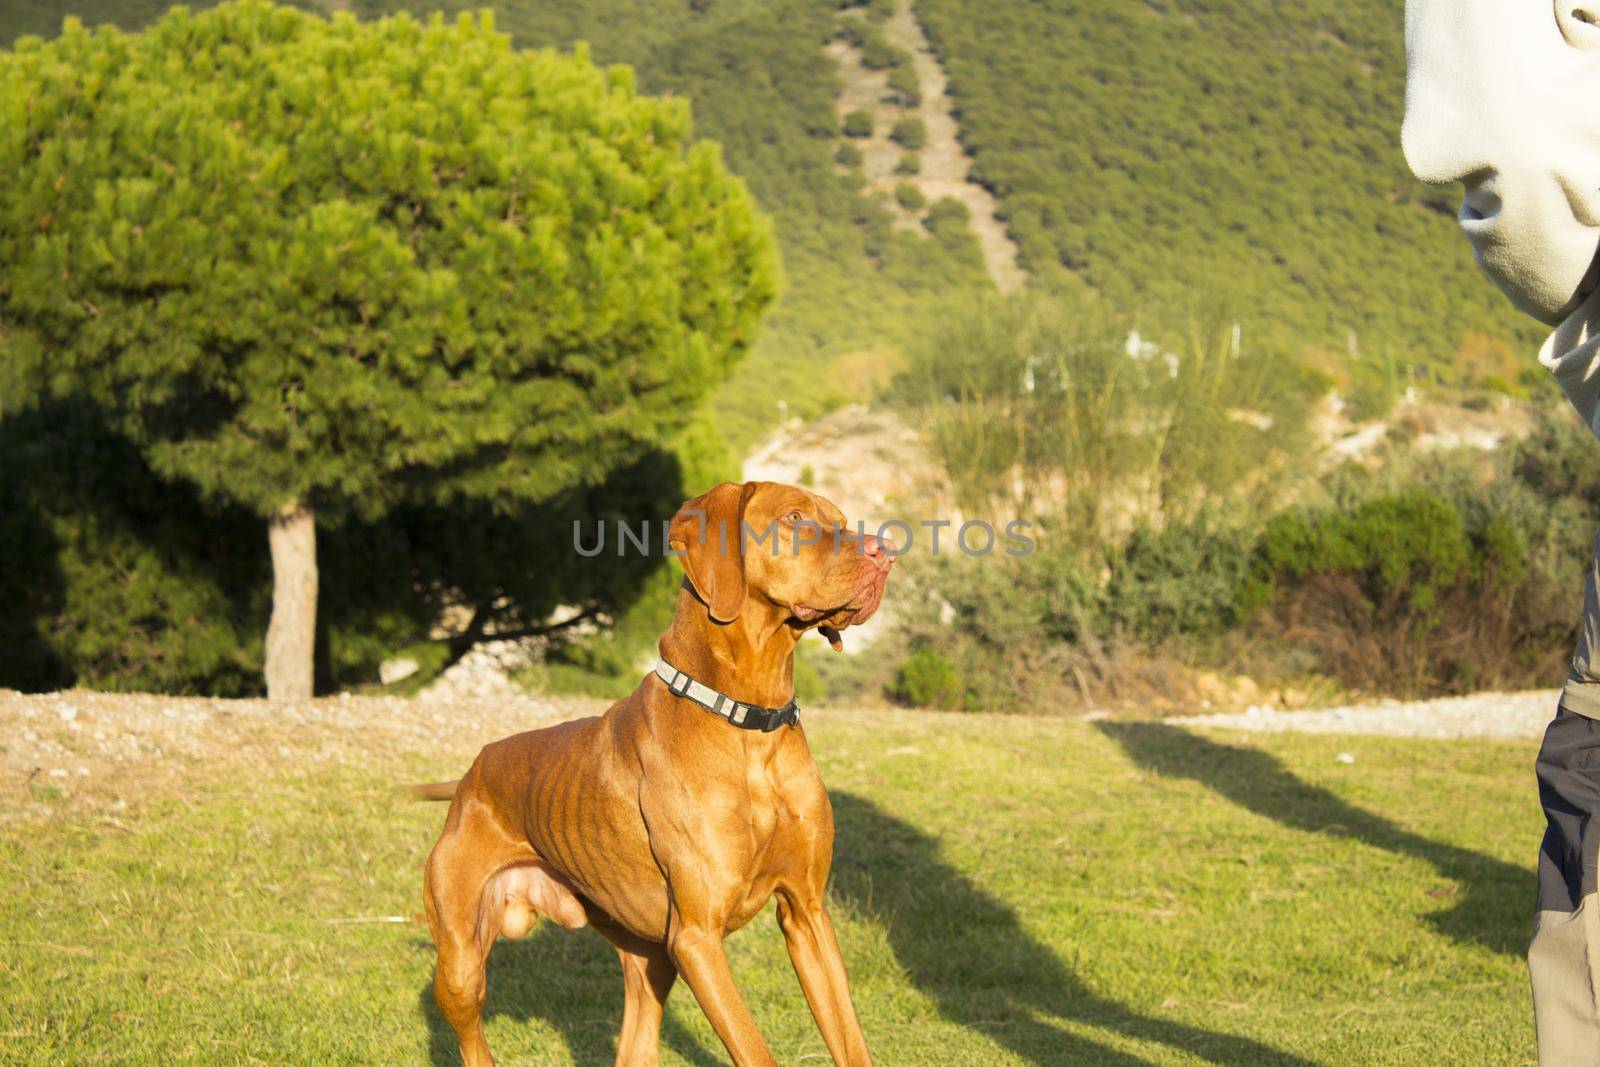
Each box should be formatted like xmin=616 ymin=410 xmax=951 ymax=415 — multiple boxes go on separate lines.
xmin=653 ymin=658 xmax=800 ymax=733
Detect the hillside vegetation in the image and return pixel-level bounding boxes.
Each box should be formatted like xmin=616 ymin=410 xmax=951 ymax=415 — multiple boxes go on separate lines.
xmin=916 ymin=0 xmax=1541 ymax=372
xmin=850 ymin=285 xmax=1588 ymax=716
xmin=3 ymin=0 xmax=1535 ymax=419
xmin=0 ymin=0 xmax=210 ymax=40
xmin=3 ymin=1 xmax=1569 ymax=702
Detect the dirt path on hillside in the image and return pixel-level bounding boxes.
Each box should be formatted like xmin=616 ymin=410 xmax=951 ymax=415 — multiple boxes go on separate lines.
xmin=825 ymin=38 xmax=903 ymax=195
xmin=884 ymin=0 xmax=1025 ymax=291
xmin=828 ymin=0 xmax=1026 ymax=291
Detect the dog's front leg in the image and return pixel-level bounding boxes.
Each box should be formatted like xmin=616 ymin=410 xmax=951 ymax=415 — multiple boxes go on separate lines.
xmin=665 ymin=902 xmax=778 ymax=1067
xmin=775 ymin=888 xmax=874 ymax=1066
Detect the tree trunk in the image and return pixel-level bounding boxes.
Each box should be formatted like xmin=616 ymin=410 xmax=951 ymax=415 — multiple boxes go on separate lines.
xmin=264 ymin=501 xmax=317 ymax=701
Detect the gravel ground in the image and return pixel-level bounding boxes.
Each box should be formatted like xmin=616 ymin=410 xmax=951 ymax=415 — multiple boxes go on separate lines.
xmin=1170 ymin=689 xmax=1561 ymax=741
xmin=3 ymin=683 xmax=1563 ymax=822
xmin=0 ymin=687 xmax=607 ymax=819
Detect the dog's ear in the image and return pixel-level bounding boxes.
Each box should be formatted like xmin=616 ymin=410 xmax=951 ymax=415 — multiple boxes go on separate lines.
xmin=669 ymin=482 xmax=755 ymax=624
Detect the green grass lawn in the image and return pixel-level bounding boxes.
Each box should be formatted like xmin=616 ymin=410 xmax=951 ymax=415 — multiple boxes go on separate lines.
xmin=0 ymin=707 xmax=1539 ymax=1064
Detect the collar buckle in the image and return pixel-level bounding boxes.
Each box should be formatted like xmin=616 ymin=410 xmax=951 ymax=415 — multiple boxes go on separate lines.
xmin=760 ymin=703 xmax=796 ymax=732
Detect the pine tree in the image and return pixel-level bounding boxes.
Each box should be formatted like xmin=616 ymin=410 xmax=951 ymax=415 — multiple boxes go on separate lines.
xmin=0 ymin=2 xmax=778 ymax=698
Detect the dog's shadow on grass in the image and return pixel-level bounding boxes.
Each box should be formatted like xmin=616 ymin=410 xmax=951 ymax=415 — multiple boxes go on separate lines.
xmin=828 ymin=790 xmax=1314 ymax=1066
xmin=418 ymin=930 xmax=724 ymax=1067
xmin=1097 ymin=721 xmax=1532 ymax=958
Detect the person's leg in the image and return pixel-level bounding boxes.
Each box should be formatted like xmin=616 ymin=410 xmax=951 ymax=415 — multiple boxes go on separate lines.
xmin=1530 ymin=706 xmax=1600 ymax=1066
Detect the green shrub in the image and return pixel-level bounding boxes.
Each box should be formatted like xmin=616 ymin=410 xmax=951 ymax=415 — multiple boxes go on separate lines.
xmin=792 ymin=647 xmax=829 ymax=704
xmin=887 ymin=65 xmax=921 ymax=106
xmin=1108 ymin=519 xmax=1257 ymax=645
xmin=860 ymin=36 xmax=911 ymax=72
xmin=890 ymin=116 xmax=927 ymax=149
xmin=834 ymin=17 xmax=868 ymax=47
xmin=890 ymin=644 xmax=965 ymax=709
xmin=924 ymin=196 xmax=971 ymax=232
xmin=1255 ymin=490 xmax=1470 ymax=615
xmin=895 ymin=181 xmax=927 ymax=211
xmin=921 ymin=198 xmax=979 ymax=267
xmin=843 ymin=109 xmax=875 ymax=138
xmin=836 ymin=142 xmax=865 ymax=167
xmin=1246 ymin=482 xmax=1573 ymax=696
xmin=837 ymin=16 xmax=909 ymax=71
xmin=895 ymin=152 xmax=922 ymax=175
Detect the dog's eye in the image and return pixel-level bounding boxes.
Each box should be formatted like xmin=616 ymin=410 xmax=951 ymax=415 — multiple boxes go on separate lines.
xmin=784 ymin=510 xmax=803 ymax=523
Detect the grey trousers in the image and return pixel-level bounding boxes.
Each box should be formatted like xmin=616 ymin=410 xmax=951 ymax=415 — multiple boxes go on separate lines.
xmin=1532 ymin=705 xmax=1600 ymax=1065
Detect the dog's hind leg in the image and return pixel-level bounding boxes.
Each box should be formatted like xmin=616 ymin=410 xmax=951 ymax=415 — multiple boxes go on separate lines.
xmin=424 ymin=790 xmax=590 ymax=1066
xmin=424 ymin=807 xmax=516 ymax=1067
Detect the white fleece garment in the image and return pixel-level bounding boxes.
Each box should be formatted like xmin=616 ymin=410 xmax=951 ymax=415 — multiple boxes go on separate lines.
xmin=1404 ymin=0 xmax=1600 ymax=326
xmin=1544 ymin=286 xmax=1600 ymax=440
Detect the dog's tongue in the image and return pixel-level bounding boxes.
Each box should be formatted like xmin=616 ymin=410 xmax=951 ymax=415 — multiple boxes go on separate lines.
xmin=818 ymin=624 xmax=843 ymax=652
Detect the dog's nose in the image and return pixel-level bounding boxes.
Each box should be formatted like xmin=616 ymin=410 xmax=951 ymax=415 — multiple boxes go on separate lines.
xmin=861 ymin=533 xmax=895 ymax=569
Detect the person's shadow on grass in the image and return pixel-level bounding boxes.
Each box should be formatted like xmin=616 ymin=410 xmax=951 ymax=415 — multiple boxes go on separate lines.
xmin=827 ymin=790 xmax=1314 ymax=1066
xmin=1096 ymin=721 xmax=1533 ymax=958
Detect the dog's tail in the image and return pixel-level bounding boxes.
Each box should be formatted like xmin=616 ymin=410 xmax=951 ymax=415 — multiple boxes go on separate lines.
xmin=408 ymin=780 xmax=460 ymax=801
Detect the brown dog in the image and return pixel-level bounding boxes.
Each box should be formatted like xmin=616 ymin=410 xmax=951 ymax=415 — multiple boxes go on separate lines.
xmin=417 ymin=481 xmax=891 ymax=1066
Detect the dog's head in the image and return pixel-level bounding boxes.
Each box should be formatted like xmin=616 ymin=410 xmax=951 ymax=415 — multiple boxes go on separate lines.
xmin=667 ymin=481 xmax=893 ymax=650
